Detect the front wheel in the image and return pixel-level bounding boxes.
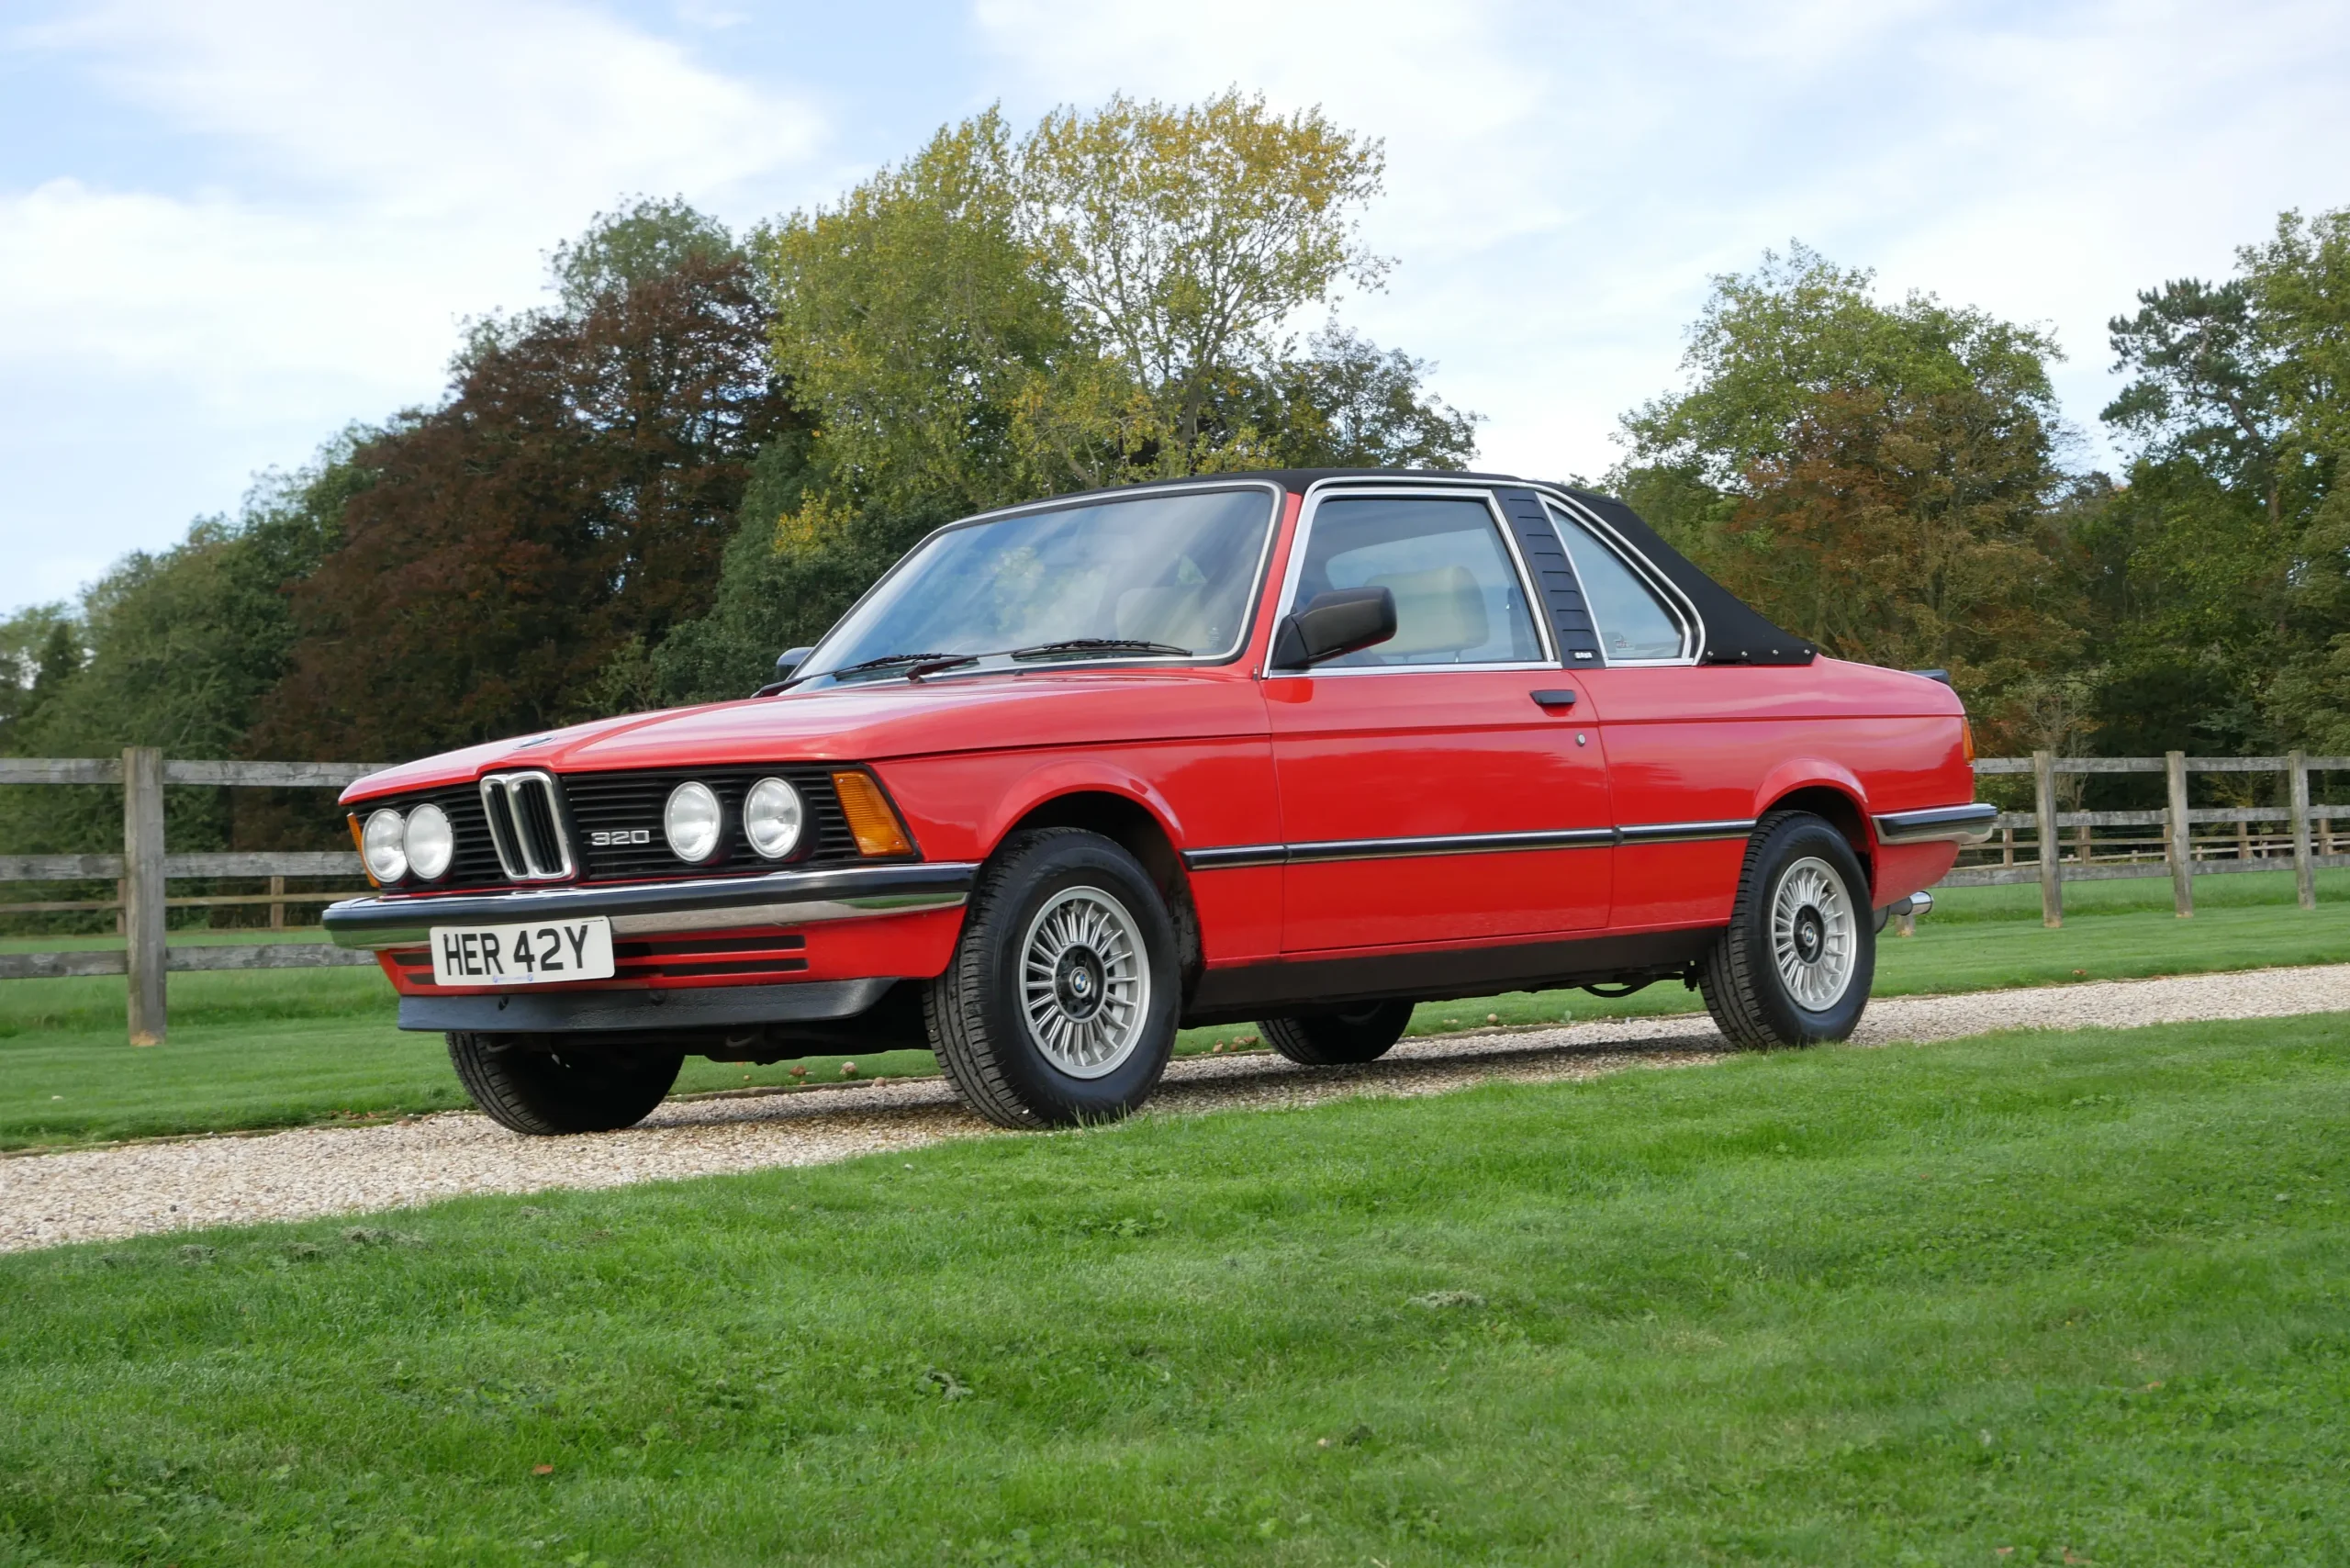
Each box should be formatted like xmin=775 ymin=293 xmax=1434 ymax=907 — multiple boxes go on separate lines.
xmin=1698 ymin=812 xmax=1875 ymax=1050
xmin=447 ymin=1033 xmax=682 ymax=1135
xmin=1259 ymin=1000 xmax=1416 ymax=1065
xmin=925 ymin=828 xmax=1181 ymax=1128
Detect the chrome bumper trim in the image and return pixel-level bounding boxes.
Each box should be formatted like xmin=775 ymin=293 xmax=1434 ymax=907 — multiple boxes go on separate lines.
xmin=1873 ymin=803 xmax=1998 ymax=846
xmin=322 ymin=862 xmax=978 ymax=951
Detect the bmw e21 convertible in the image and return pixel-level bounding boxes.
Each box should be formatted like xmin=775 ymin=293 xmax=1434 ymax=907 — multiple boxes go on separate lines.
xmin=322 ymin=470 xmax=1994 ymax=1134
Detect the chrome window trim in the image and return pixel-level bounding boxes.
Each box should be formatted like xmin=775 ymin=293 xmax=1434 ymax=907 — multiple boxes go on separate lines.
xmin=478 ymin=770 xmax=576 ymax=881
xmin=1265 ymin=479 xmax=1559 ymax=679
xmin=1539 ymin=496 xmax=1703 ymax=666
xmin=788 ymin=478 xmax=1286 ymax=686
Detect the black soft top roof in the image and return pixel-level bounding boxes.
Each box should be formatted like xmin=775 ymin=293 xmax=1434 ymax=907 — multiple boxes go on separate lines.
xmin=1076 ymin=467 xmax=1813 ymax=667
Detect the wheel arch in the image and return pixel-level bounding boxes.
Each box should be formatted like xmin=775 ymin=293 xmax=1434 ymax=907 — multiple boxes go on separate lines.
xmin=1754 ymin=776 xmax=1875 ymax=896
xmin=999 ymin=786 xmax=1203 ymax=999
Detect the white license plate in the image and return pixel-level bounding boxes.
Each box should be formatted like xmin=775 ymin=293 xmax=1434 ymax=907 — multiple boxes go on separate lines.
xmin=429 ymin=917 xmax=615 ymax=986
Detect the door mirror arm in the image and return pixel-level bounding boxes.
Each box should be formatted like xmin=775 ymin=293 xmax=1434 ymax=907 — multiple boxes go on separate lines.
xmin=754 ymin=646 xmax=818 ymax=698
xmin=1270 ymin=588 xmax=1398 ymax=670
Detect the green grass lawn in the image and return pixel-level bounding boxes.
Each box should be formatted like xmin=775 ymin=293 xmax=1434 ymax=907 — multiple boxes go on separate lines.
xmin=3 ymin=871 xmax=2345 ymax=1150
xmin=3 ymin=1014 xmax=2344 ymax=1564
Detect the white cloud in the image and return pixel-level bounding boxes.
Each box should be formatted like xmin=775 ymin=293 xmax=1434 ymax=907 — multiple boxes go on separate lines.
xmin=0 ymin=0 xmax=832 ymax=606
xmin=971 ymin=0 xmax=2350 ymax=481
xmin=25 ymin=0 xmax=818 ymax=216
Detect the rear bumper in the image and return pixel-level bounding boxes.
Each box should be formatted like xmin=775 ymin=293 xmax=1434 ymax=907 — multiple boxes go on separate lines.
xmin=322 ymin=861 xmax=979 ymax=951
xmin=1872 ymin=803 xmax=1998 ymax=846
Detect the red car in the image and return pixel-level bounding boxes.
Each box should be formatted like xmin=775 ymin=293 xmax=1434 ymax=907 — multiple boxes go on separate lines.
xmin=324 ymin=471 xmax=1990 ymax=1134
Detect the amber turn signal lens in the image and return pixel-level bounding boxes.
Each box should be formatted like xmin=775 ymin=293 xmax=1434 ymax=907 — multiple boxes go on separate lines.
xmin=348 ymin=813 xmax=380 ymax=887
xmin=832 ymin=771 xmax=912 ymax=857
xmin=1961 ymin=718 xmax=1977 ymax=765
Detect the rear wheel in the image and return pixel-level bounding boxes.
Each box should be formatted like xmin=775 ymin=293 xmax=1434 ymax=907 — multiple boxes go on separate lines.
xmin=925 ymin=828 xmax=1181 ymax=1128
xmin=1698 ymin=811 xmax=1875 ymax=1050
xmin=1259 ymin=1000 xmax=1416 ymax=1065
xmin=447 ymin=1033 xmax=682 ymax=1135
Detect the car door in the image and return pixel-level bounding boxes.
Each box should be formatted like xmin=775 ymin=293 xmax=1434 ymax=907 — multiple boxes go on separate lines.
xmin=1539 ymin=496 xmax=1754 ymax=931
xmin=1265 ymin=486 xmax=1613 ymax=953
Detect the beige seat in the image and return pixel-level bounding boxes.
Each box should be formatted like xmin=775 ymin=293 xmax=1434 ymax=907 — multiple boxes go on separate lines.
xmin=1366 ymin=566 xmax=1489 ymax=659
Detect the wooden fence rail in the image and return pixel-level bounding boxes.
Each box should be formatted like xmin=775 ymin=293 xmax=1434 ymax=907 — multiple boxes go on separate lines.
xmin=0 ymin=749 xmax=388 ymax=1043
xmin=2 ymin=747 xmax=2342 ymax=1044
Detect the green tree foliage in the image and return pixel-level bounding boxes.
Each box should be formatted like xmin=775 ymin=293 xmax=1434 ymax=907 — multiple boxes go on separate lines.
xmin=656 ymin=98 xmax=1472 ymax=702
xmin=1613 ymin=245 xmax=2084 ymax=750
xmin=0 ymin=451 xmax=362 ymax=865
xmin=2092 ymin=207 xmax=2346 ymax=755
xmin=1018 ymin=90 xmax=1390 ymax=477
xmin=256 ymin=199 xmax=800 ymax=759
xmin=0 ymin=605 xmax=79 ymax=756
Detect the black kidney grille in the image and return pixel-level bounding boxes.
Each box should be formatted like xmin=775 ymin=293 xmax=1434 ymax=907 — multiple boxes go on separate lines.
xmin=562 ymin=766 xmax=863 ymax=880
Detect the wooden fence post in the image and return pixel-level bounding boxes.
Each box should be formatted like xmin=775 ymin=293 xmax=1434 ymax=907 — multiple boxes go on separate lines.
xmin=2034 ymin=749 xmax=2062 ymax=928
xmin=269 ymin=874 xmax=286 ymax=931
xmin=2166 ymin=750 xmax=2192 ymax=919
xmin=2289 ymin=750 xmax=2315 ymax=909
xmin=121 ymin=745 xmax=167 ymax=1046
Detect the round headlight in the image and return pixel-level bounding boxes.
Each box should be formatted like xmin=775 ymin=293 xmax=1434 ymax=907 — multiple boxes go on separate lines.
xmin=362 ymin=808 xmax=408 ymax=882
xmin=664 ymin=780 xmax=723 ymax=863
xmin=743 ymin=776 xmax=804 ymax=860
xmin=404 ymin=802 xmax=454 ymax=880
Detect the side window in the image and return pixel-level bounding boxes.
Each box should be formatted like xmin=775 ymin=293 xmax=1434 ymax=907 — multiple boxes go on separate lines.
xmin=1292 ymin=496 xmax=1546 ymax=668
xmin=1546 ymin=505 xmax=1690 ymax=662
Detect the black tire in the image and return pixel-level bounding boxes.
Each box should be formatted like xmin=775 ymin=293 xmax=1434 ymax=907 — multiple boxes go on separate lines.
xmin=924 ymin=828 xmax=1181 ymax=1128
xmin=446 ymin=1033 xmax=682 ymax=1135
xmin=1259 ymin=1000 xmax=1415 ymax=1065
xmin=1698 ymin=811 xmax=1876 ymax=1050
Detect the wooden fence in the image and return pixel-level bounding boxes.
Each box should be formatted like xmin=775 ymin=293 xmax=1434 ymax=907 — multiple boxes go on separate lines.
xmin=1 ymin=748 xmax=2343 ymax=1046
xmin=0 ymin=750 xmax=383 ymax=1044
xmin=1960 ymin=750 xmax=2350 ymax=927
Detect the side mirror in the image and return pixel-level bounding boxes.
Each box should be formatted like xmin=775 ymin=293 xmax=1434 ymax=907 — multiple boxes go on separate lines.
xmin=754 ymin=646 xmax=818 ymax=698
xmin=1270 ymin=588 xmax=1397 ymax=670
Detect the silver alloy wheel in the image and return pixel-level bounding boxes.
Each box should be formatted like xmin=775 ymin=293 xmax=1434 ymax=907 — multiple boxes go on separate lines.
xmin=1770 ymin=855 xmax=1857 ymax=1011
xmin=1019 ymin=886 xmax=1151 ymax=1079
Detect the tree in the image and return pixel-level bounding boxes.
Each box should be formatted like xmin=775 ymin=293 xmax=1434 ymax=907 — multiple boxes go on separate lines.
xmin=1019 ymin=90 xmax=1389 ymax=477
xmin=2094 ymin=207 xmax=2347 ymax=754
xmin=0 ymin=606 xmax=79 ymax=756
xmin=0 ymin=447 xmax=364 ymax=870
xmin=257 ymin=200 xmax=799 ymax=759
xmin=1613 ymin=245 xmax=2083 ymax=749
xmin=655 ymin=98 xmax=1471 ymax=704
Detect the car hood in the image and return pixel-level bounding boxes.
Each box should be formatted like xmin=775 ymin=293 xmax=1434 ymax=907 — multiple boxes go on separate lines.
xmin=340 ymin=669 xmax=1265 ymax=804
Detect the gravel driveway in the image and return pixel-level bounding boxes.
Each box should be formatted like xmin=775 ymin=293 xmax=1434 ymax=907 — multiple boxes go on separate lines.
xmin=7 ymin=965 xmax=2347 ymax=1253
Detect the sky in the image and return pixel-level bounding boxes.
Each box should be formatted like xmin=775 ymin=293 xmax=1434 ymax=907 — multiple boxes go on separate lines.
xmin=2 ymin=0 xmax=2345 ymax=617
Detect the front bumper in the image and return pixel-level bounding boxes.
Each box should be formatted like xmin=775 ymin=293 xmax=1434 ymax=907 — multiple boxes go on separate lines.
xmin=322 ymin=861 xmax=979 ymax=951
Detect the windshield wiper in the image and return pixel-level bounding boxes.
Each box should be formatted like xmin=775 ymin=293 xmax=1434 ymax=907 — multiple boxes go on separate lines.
xmin=823 ymin=651 xmax=981 ymax=682
xmin=1008 ymin=638 xmax=1193 ymax=663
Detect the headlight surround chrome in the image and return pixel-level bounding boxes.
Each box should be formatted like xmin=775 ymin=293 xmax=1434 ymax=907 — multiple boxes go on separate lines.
xmin=664 ymin=780 xmax=723 ymax=864
xmin=362 ymin=808 xmax=409 ymax=882
xmin=742 ymin=777 xmax=804 ymax=860
xmin=403 ymin=802 xmax=454 ymax=880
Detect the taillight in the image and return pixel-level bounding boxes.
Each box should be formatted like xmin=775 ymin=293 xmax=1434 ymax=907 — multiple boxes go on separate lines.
xmin=1961 ymin=718 xmax=1977 ymax=766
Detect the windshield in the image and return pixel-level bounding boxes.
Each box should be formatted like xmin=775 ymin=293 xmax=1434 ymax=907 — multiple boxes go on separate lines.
xmin=794 ymin=487 xmax=1278 ymax=686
